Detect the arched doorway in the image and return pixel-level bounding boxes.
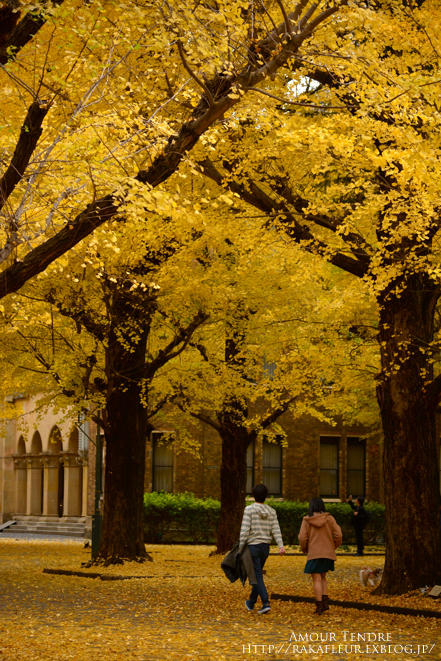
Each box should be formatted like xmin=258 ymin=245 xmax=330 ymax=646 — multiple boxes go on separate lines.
xmin=15 ymin=436 xmax=27 ymax=514
xmin=28 ymin=432 xmax=43 ymax=515
xmin=63 ymin=429 xmax=83 ymax=516
xmin=45 ymin=426 xmax=63 ymax=517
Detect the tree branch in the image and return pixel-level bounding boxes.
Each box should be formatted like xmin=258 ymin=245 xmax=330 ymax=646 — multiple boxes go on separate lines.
xmin=176 ymin=40 xmax=215 ymax=108
xmin=199 ymin=157 xmax=370 ymax=278
xmin=243 ymin=86 xmax=352 ymax=110
xmin=260 ymin=396 xmax=298 ymax=429
xmin=0 ymin=100 xmax=49 ymax=212
xmin=46 ymin=290 xmax=108 ymax=343
xmin=146 ymin=311 xmax=209 ymax=377
xmin=275 ymin=0 xmax=293 ymax=36
xmin=423 ymin=373 xmax=441 ymax=413
xmin=0 ymin=0 xmax=349 ymax=300
xmin=147 ymin=393 xmax=177 ymax=421
xmin=0 ymin=0 xmax=66 ymax=65
xmin=176 ymin=402 xmax=222 ymax=434
xmin=0 ymin=195 xmax=118 ymax=299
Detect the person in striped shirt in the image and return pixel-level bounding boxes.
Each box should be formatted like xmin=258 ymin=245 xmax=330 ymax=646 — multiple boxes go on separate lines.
xmin=240 ymin=483 xmax=286 ymax=614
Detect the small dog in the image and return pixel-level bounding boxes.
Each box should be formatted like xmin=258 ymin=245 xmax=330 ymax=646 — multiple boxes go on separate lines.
xmin=359 ymin=567 xmax=382 ymax=587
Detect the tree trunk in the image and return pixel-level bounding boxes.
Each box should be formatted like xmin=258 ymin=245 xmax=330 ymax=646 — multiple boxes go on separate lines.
xmin=97 ymin=295 xmax=151 ymax=564
xmin=215 ymin=430 xmax=251 ymax=554
xmin=98 ymin=384 xmax=150 ymax=563
xmin=375 ymin=275 xmax=441 ymax=593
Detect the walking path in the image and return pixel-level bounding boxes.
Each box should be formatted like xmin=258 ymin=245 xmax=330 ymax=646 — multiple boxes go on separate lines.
xmin=0 ymin=539 xmax=439 ymax=661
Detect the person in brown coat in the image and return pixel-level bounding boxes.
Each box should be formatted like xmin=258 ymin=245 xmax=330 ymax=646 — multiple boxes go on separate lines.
xmin=298 ymin=497 xmax=342 ymax=615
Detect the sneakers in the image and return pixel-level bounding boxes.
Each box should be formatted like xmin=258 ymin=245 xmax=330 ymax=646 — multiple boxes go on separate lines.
xmin=245 ymin=601 xmax=270 ymax=614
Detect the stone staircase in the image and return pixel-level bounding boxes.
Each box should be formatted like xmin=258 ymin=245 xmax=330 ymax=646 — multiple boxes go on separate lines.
xmin=4 ymin=516 xmax=86 ymax=538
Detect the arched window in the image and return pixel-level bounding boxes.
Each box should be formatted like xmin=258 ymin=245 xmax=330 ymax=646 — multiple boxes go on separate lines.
xmin=48 ymin=426 xmax=63 ymax=453
xmin=68 ymin=428 xmax=79 ymax=454
xmin=31 ymin=431 xmax=42 ymax=454
xmin=17 ymin=436 xmax=26 ymax=455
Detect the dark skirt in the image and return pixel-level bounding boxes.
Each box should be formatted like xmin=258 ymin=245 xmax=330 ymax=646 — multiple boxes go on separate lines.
xmin=304 ymin=558 xmax=335 ymax=574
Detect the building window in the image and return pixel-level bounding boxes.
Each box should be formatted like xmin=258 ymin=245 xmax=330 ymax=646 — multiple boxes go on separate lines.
xmin=347 ymin=437 xmax=366 ymax=497
xmin=263 ymin=360 xmax=277 ymax=380
xmin=246 ymin=441 xmax=254 ymax=494
xmin=262 ymin=437 xmax=282 ymax=496
xmin=320 ymin=436 xmax=339 ymax=497
xmin=152 ymin=431 xmax=174 ymax=492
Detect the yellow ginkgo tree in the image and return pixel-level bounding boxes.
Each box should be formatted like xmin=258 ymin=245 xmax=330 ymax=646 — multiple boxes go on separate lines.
xmin=194 ymin=0 xmax=441 ymax=593
xmin=0 ymin=0 xmax=348 ymax=298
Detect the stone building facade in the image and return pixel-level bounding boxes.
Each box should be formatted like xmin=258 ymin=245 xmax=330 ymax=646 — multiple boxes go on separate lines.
xmin=0 ymin=396 xmax=91 ymax=528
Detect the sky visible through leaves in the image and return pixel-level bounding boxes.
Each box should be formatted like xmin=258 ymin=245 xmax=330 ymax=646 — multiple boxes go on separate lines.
xmin=0 ymin=540 xmax=440 ymax=660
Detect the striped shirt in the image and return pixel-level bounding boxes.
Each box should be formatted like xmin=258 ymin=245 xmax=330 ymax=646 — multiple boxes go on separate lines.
xmin=239 ymin=503 xmax=284 ymax=548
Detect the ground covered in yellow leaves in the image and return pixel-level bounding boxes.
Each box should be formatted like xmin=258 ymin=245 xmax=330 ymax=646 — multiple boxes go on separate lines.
xmin=0 ymin=539 xmax=440 ymax=661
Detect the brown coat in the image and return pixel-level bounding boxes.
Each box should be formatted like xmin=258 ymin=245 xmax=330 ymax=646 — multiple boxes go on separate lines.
xmin=298 ymin=512 xmax=342 ymax=561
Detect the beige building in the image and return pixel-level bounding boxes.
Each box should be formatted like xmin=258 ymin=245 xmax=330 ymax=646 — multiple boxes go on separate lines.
xmin=0 ymin=396 xmax=90 ymax=534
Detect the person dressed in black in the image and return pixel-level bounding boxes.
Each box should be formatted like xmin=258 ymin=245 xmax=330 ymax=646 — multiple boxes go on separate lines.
xmin=348 ymin=495 xmax=368 ymax=556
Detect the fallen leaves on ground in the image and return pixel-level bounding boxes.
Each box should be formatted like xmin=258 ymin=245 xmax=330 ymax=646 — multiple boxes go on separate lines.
xmin=0 ymin=539 xmax=440 ymax=661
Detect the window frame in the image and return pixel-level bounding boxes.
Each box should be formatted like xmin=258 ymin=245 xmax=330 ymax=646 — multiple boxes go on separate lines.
xmin=346 ymin=436 xmax=366 ymax=498
xmin=262 ymin=436 xmax=283 ymax=497
xmin=152 ymin=431 xmax=175 ymax=493
xmin=319 ymin=435 xmax=340 ymax=498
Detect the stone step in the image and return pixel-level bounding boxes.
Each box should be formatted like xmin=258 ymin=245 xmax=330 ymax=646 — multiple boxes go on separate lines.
xmin=10 ymin=526 xmax=84 ymax=537
xmin=12 ymin=520 xmax=84 ymax=528
xmin=14 ymin=521 xmax=84 ymax=532
xmin=11 ymin=527 xmax=85 ymax=534
xmin=13 ymin=516 xmax=85 ymax=523
xmin=7 ymin=528 xmax=85 ymax=539
xmin=12 ymin=521 xmax=84 ymax=528
xmin=12 ymin=520 xmax=84 ymax=526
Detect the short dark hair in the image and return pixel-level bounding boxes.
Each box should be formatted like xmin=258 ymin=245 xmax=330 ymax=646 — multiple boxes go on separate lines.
xmin=252 ymin=484 xmax=268 ymax=503
xmin=357 ymin=496 xmax=365 ymax=506
xmin=308 ymin=497 xmax=325 ymax=517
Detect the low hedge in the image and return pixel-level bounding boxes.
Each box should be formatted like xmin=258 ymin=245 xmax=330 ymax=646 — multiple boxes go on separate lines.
xmin=144 ymin=492 xmax=385 ymax=545
xmin=143 ymin=492 xmax=220 ymax=543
